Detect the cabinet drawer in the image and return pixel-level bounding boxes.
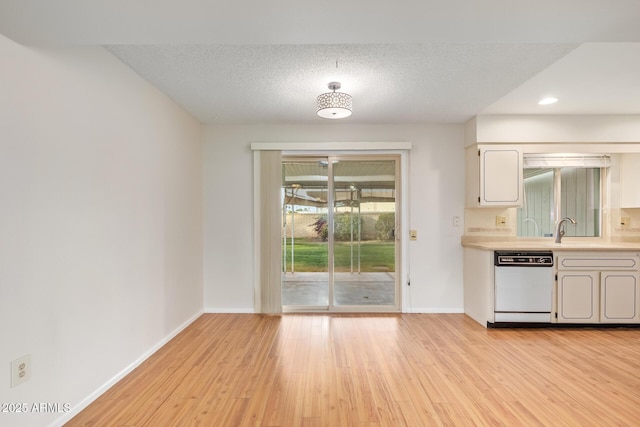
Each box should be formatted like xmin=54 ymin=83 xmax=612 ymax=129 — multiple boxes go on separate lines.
xmin=558 ymin=253 xmax=639 ymax=270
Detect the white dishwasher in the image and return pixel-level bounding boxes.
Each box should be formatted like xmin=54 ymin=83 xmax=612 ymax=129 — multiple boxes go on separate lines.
xmin=494 ymin=251 xmax=554 ymax=323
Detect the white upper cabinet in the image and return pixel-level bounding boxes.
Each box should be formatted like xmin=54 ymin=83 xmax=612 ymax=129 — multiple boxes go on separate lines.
xmin=466 ymin=145 xmax=523 ymax=207
xmin=620 ymin=153 xmax=640 ymax=208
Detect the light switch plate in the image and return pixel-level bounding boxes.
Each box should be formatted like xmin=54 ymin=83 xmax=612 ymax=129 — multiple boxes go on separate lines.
xmin=495 ymin=216 xmax=507 ymax=226
xmin=409 ymin=230 xmax=417 ymax=240
xmin=621 ymin=217 xmax=631 ymax=226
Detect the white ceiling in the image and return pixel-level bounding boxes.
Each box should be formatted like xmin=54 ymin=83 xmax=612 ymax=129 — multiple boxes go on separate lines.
xmin=482 ymin=43 xmax=640 ymax=116
xmin=2 ymin=0 xmax=640 ymax=124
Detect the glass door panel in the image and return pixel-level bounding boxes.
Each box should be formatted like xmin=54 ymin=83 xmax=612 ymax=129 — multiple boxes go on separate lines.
xmin=282 ymin=155 xmax=399 ymax=311
xmin=281 ymin=159 xmax=329 ymax=307
xmin=332 ymin=159 xmax=397 ymax=307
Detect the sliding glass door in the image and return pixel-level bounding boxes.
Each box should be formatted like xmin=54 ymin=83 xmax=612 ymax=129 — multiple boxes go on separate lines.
xmin=281 ymin=159 xmax=330 ymax=307
xmin=332 ymin=159 xmax=397 ymax=307
xmin=282 ymin=155 xmax=399 ymax=311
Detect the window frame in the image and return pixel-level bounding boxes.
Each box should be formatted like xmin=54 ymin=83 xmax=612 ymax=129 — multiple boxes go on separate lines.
xmin=518 ymin=165 xmax=605 ymax=238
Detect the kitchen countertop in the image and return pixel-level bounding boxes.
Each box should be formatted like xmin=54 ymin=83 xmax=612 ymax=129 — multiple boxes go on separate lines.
xmin=461 ymin=239 xmax=640 ymax=251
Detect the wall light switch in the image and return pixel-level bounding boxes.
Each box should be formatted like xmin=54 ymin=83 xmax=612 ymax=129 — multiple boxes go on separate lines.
xmin=409 ymin=230 xmax=417 ymax=240
xmin=495 ymin=216 xmax=507 ymax=226
xmin=621 ymin=217 xmax=631 ymax=226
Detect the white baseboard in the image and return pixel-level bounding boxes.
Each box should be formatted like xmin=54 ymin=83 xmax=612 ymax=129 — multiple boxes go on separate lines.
xmin=204 ymin=307 xmax=256 ymax=313
xmin=406 ymin=308 xmax=465 ymax=314
xmin=50 ymin=310 xmax=203 ymax=427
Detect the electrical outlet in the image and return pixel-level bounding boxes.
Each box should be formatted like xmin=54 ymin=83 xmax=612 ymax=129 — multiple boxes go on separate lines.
xmin=11 ymin=354 xmax=31 ymax=388
xmin=453 ymin=216 xmax=461 ymax=227
xmin=621 ymin=217 xmax=631 ymax=226
xmin=495 ymin=216 xmax=507 ymax=226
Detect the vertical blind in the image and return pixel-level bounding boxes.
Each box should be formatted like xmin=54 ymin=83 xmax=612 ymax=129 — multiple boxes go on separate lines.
xmin=258 ymin=150 xmax=282 ymax=314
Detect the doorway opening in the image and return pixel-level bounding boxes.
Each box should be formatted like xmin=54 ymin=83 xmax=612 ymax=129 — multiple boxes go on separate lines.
xmin=281 ymin=155 xmax=400 ymax=312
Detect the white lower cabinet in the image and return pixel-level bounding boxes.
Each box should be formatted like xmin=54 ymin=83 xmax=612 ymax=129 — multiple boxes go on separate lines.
xmin=600 ymin=272 xmax=640 ymax=323
xmin=556 ymin=252 xmax=640 ymax=324
xmin=557 ymin=271 xmax=599 ymax=323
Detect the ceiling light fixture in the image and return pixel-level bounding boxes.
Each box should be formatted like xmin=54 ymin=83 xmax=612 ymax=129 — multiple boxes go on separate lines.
xmin=317 ymin=82 xmax=352 ymax=119
xmin=538 ymin=97 xmax=558 ymax=105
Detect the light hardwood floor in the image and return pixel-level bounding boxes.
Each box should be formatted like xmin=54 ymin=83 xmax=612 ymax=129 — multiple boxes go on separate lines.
xmin=67 ymin=314 xmax=640 ymax=426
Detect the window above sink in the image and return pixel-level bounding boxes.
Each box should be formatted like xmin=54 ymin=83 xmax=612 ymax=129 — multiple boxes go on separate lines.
xmin=517 ymin=154 xmax=609 ymax=239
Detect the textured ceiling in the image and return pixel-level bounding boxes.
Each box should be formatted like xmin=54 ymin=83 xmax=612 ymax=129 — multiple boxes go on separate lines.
xmin=2 ymin=0 xmax=640 ymax=124
xmin=106 ymin=43 xmax=577 ymax=124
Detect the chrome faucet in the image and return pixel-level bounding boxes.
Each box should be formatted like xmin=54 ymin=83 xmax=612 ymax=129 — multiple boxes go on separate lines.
xmin=555 ymin=217 xmax=577 ymax=243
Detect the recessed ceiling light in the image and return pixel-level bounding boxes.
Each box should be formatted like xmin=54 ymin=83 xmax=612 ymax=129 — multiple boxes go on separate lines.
xmin=538 ymin=97 xmax=558 ymax=105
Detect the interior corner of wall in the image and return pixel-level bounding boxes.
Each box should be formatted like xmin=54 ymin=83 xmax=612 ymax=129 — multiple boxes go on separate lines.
xmin=464 ymin=117 xmax=478 ymax=147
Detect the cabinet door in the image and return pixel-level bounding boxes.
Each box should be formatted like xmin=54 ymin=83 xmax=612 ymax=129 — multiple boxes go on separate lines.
xmin=621 ymin=153 xmax=640 ymax=208
xmin=479 ymin=146 xmax=523 ymax=206
xmin=600 ymin=272 xmax=640 ymax=323
xmin=557 ymin=271 xmax=599 ymax=323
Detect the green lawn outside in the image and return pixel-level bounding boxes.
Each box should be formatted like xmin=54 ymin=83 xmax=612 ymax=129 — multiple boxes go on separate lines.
xmin=282 ymin=239 xmax=395 ymax=272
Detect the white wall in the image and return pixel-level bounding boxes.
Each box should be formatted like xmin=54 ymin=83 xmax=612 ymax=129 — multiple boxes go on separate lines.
xmin=474 ymin=114 xmax=640 ymax=144
xmin=203 ymin=123 xmax=465 ymax=313
xmin=0 ymin=36 xmax=203 ymax=426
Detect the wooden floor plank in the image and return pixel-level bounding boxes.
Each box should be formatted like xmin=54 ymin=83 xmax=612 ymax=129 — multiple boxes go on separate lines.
xmin=67 ymin=314 xmax=640 ymax=426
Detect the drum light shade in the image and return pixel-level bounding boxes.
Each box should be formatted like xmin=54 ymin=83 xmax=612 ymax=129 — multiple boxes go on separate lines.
xmin=317 ymin=82 xmax=352 ymax=119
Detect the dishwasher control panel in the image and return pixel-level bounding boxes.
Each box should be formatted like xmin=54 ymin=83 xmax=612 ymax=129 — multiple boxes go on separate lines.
xmin=494 ymin=251 xmax=554 ymax=267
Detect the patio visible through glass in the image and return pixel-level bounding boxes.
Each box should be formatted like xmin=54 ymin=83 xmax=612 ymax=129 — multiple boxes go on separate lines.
xmin=282 ymin=157 xmax=397 ymax=309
